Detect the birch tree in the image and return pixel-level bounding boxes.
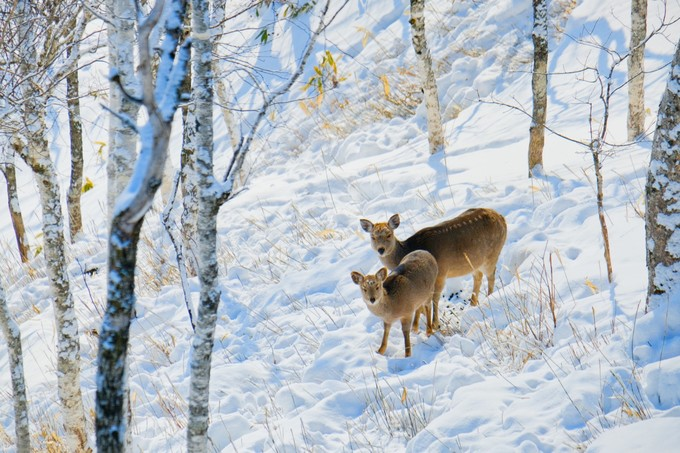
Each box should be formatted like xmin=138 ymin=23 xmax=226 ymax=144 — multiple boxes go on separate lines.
xmin=645 ymin=37 xmax=680 ymax=311
xmin=186 ymin=0 xmax=218 ymax=448
xmin=409 ymin=0 xmax=445 ymax=154
xmin=185 ymin=1 xmax=331 ymax=450
xmin=528 ymin=0 xmax=548 ymax=176
xmin=107 ymin=0 xmax=141 ymax=218
xmin=0 ymin=283 xmax=31 ymax=453
xmin=628 ymin=0 xmax=648 ymax=140
xmin=0 ymin=151 xmax=30 ymax=263
xmin=96 ymin=0 xmax=190 ymax=449
xmin=67 ymin=45 xmax=84 ymax=241
xmin=6 ymin=0 xmax=89 ymax=449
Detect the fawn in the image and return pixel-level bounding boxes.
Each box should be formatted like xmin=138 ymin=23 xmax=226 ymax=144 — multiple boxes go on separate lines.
xmin=351 ymin=250 xmax=438 ymax=357
xmin=360 ymin=208 xmax=507 ymax=329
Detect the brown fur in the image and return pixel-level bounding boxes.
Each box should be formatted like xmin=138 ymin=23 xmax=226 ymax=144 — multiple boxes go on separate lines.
xmin=360 ymin=208 xmax=507 ymax=329
xmin=351 ymin=250 xmax=438 ymax=357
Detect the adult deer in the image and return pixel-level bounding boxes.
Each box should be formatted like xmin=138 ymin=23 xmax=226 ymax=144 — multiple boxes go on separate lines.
xmin=360 ymin=208 xmax=507 ymax=329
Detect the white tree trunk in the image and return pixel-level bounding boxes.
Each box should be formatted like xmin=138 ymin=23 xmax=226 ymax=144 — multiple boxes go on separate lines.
xmin=409 ymin=0 xmax=445 ymax=154
xmin=107 ymin=0 xmax=140 ymax=219
xmin=96 ymin=0 xmax=190 ymax=449
xmin=15 ymin=0 xmax=87 ymax=449
xmin=645 ymin=37 xmax=680 ymax=311
xmin=529 ymin=0 xmax=548 ymax=176
xmin=0 ymin=284 xmax=31 ymax=453
xmin=187 ymin=0 xmax=220 ymax=450
xmin=627 ymin=0 xmax=648 ymax=141
xmin=67 ymin=49 xmax=84 ymax=241
xmin=14 ymin=118 xmax=88 ymax=453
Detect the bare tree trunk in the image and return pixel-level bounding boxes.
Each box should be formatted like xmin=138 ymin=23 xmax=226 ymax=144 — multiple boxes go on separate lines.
xmin=181 ymin=63 xmax=200 ymax=278
xmin=628 ymin=0 xmax=648 ymax=141
xmin=0 ymin=284 xmax=31 ymax=453
xmin=409 ymin=0 xmax=445 ymax=154
xmin=529 ymin=0 xmax=548 ymax=176
xmin=1 ymin=156 xmax=30 ymax=263
xmin=186 ymin=0 xmax=220 ymax=450
xmin=66 ymin=50 xmax=83 ymax=241
xmin=96 ymin=0 xmax=190 ymax=449
xmin=14 ymin=0 xmax=87 ymax=448
xmin=14 ymin=127 xmax=88 ymax=451
xmin=215 ymin=80 xmax=240 ymax=150
xmin=645 ymin=37 xmax=680 ymax=311
xmin=107 ymin=0 xmax=140 ymax=219
xmin=591 ymin=143 xmax=614 ymax=284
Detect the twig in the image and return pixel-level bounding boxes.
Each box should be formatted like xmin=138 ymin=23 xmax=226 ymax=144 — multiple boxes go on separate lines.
xmin=161 ymin=170 xmax=196 ymax=332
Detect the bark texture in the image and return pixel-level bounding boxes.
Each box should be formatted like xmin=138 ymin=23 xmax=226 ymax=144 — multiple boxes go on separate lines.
xmin=14 ymin=112 xmax=88 ymax=452
xmin=529 ymin=0 xmax=548 ymax=176
xmin=187 ymin=0 xmax=220 ymax=450
xmin=409 ymin=0 xmax=445 ymax=154
xmin=14 ymin=0 xmax=87 ymax=449
xmin=646 ymin=38 xmax=680 ymax=310
xmin=1 ymin=157 xmax=30 ymax=263
xmin=66 ymin=53 xmax=84 ymax=241
xmin=0 ymin=284 xmax=31 ymax=453
xmin=628 ymin=0 xmax=648 ymax=141
xmin=107 ymin=0 xmax=140 ymax=219
xmin=96 ymin=0 xmax=190 ymax=449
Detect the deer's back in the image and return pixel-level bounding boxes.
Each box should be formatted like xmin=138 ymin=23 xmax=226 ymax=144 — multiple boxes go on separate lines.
xmin=405 ymin=208 xmax=506 ymax=275
xmin=382 ymin=250 xmax=438 ymax=319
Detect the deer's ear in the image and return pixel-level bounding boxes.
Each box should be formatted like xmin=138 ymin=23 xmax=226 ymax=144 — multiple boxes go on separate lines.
xmin=351 ymin=271 xmax=364 ymax=285
xmin=388 ymin=214 xmax=400 ymax=229
xmin=376 ymin=267 xmax=388 ymax=281
xmin=360 ymin=219 xmax=374 ymax=233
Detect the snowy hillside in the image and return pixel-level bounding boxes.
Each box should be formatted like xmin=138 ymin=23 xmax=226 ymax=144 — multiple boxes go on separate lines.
xmin=2 ymin=0 xmax=680 ymax=451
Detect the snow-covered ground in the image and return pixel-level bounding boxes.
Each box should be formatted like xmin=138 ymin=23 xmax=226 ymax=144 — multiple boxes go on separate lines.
xmin=2 ymin=0 xmax=680 ymax=451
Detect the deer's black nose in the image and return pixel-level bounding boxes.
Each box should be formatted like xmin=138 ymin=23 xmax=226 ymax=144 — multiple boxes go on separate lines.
xmin=370 ymin=297 xmax=376 ymax=303
xmin=378 ymin=247 xmax=385 ymax=255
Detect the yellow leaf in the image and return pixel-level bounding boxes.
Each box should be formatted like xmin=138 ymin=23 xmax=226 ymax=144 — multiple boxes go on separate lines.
xmin=585 ymin=278 xmax=599 ymax=294
xmin=380 ymin=75 xmax=391 ymax=98
xmin=94 ymin=141 xmax=106 ymax=156
xmin=299 ymin=101 xmax=311 ymax=116
xmin=529 ymin=185 xmax=541 ymax=192
xmin=32 ymin=305 xmax=41 ymax=314
xmin=355 ymin=26 xmax=372 ymax=48
xmin=82 ymin=177 xmax=94 ymax=193
xmin=401 ymin=387 xmax=408 ymax=404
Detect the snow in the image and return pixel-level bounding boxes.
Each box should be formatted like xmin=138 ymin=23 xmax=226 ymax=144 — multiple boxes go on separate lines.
xmin=2 ymin=0 xmax=680 ymax=451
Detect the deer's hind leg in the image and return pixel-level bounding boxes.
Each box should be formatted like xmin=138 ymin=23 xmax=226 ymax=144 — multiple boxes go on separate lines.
xmin=432 ymin=274 xmax=446 ymax=330
xmin=483 ymin=262 xmax=498 ymax=296
xmin=470 ymin=270 xmax=483 ymax=306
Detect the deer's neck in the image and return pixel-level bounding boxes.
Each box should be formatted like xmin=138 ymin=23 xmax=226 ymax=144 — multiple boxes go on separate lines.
xmin=381 ymin=239 xmax=408 ymax=270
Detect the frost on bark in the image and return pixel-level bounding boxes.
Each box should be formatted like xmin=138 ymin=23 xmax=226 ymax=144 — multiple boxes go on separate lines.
xmin=107 ymin=0 xmax=140 ymax=220
xmin=67 ymin=48 xmax=84 ymax=241
xmin=645 ymin=37 xmax=680 ymax=311
xmin=186 ymin=0 xmax=220 ymax=450
xmin=1 ymin=153 xmax=30 ymax=263
xmin=96 ymin=0 xmax=190 ymax=450
xmin=628 ymin=0 xmax=648 ymax=141
xmin=529 ymin=0 xmax=548 ymax=176
xmin=409 ymin=0 xmax=445 ymax=154
xmin=12 ymin=0 xmax=87 ymax=449
xmin=0 ymin=284 xmax=31 ymax=453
